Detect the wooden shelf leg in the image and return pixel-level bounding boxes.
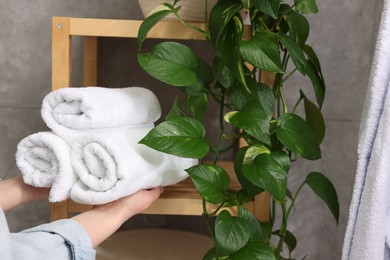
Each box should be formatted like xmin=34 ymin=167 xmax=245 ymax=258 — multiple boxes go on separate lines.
xmin=52 ymin=17 xmax=72 ymax=90
xmin=51 ymin=17 xmax=71 ymax=221
xmin=50 ymin=201 xmax=68 ymax=221
xmin=83 ymin=36 xmax=98 ymax=86
xmin=254 ymin=192 xmax=271 ymax=222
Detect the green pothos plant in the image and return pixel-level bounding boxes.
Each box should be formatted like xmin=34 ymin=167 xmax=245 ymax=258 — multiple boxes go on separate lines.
xmin=136 ymin=0 xmax=339 ymax=259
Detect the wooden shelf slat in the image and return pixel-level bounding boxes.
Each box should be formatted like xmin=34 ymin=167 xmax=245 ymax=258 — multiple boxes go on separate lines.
xmin=65 ymin=161 xmax=269 ymax=221
xmin=67 ymin=18 xmax=206 ymax=40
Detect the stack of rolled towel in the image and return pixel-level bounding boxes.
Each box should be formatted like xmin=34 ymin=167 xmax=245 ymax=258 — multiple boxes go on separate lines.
xmin=15 ymin=87 xmax=197 ymax=204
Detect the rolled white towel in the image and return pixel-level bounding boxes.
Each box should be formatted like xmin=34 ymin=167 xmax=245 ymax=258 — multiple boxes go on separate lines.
xmin=69 ymin=126 xmax=197 ymax=205
xmin=41 ymin=87 xmax=162 ymax=139
xmin=15 ymin=132 xmax=77 ymax=202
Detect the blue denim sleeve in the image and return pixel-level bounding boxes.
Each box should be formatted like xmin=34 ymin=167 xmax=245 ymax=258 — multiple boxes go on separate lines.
xmin=0 ymin=209 xmax=12 ymax=260
xmin=9 ymin=218 xmax=96 ymax=260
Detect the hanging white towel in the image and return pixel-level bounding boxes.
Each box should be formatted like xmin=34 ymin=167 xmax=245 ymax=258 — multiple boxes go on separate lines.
xmin=15 ymin=132 xmax=77 ymax=202
xmin=41 ymin=87 xmax=162 ymax=139
xmin=69 ymin=126 xmax=197 ymax=204
xmin=342 ymin=0 xmax=390 ymax=259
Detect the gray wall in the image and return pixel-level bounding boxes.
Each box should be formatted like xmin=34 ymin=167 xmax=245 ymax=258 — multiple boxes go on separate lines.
xmin=0 ymin=0 xmax=382 ymax=259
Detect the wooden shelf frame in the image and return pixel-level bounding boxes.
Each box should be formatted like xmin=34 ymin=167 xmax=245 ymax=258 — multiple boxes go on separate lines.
xmin=50 ymin=16 xmax=270 ymax=222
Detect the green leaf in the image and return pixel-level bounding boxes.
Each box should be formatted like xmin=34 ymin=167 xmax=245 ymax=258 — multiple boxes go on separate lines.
xmin=305 ymin=172 xmax=339 ymax=224
xmin=285 ymin=230 xmax=297 ymax=253
xmin=223 ymin=190 xmax=240 ymax=207
xmin=137 ymin=42 xmax=197 ymax=87
xmin=238 ymin=207 xmax=262 ymax=240
xmin=243 ymin=144 xmax=271 ymax=165
xmin=165 ymin=96 xmax=182 ymax=120
xmin=215 ymin=210 xmax=251 ymax=256
xmin=183 ymin=94 xmax=208 ymax=121
xmin=234 ymin=147 xmax=264 ymax=198
xmin=184 ymin=58 xmax=214 ymax=96
xmin=270 ymin=151 xmax=291 ymax=172
xmin=303 ymin=45 xmax=322 ymax=76
xmin=259 ymin=222 xmax=272 ymax=241
xmin=139 ymin=117 xmax=209 ymax=158
xmin=230 ymin=101 xmax=272 ymax=145
xmin=209 ymin=0 xmax=243 ymax=46
xmin=209 ymin=0 xmax=248 ymax=92
xmin=241 ymin=0 xmax=257 ymax=9
xmin=286 ymin=188 xmax=294 ymax=200
xmin=276 ymin=113 xmax=321 ymax=160
xmin=222 ymin=16 xmax=248 ymax=91
xmin=224 ymin=111 xmax=238 ymax=123
xmin=187 ymin=164 xmax=230 ymax=204
xmin=294 ymin=0 xmax=319 ymax=14
xmin=300 ymin=90 xmax=325 ymax=143
xmin=213 ymin=57 xmax=234 ymax=89
xmin=303 ymin=45 xmax=325 ymax=107
xmin=231 ymin=239 xmax=276 ymax=260
xmin=227 ymin=77 xmax=274 ymax=122
xmin=196 ymin=58 xmax=215 ymax=86
xmin=137 ymin=3 xmax=175 ymax=50
xmin=272 ymin=230 xmax=297 ymax=254
xmin=203 ymin=248 xmax=219 ymax=260
xmin=228 ymin=79 xmax=274 ymax=114
xmin=284 ymin=10 xmax=309 ymax=47
xmin=276 ymin=4 xmax=292 ymax=35
xmin=278 ymin=33 xmax=307 ymax=75
xmin=305 ymin=59 xmax=325 ymax=108
xmin=236 ymin=189 xmax=254 ymax=205
xmin=254 ymin=83 xmax=275 ymax=115
xmin=242 ymin=152 xmax=288 ymax=202
xmin=240 ymin=31 xmax=283 ymax=73
xmin=255 ymin=0 xmax=281 ymax=19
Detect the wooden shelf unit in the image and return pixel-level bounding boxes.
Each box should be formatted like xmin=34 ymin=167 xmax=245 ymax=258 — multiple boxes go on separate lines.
xmin=50 ymin=16 xmax=270 ymax=222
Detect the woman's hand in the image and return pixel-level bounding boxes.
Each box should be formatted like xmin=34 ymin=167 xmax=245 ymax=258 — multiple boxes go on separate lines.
xmin=72 ymin=187 xmax=163 ymax=247
xmin=0 ymin=175 xmax=163 ymax=248
xmin=101 ymin=186 xmax=163 ymax=220
xmin=0 ymin=176 xmax=50 ymax=212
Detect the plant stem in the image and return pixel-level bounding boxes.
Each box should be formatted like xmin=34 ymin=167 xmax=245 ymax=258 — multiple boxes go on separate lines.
xmin=204 ymin=0 xmax=210 ymax=35
xmin=271 ymin=198 xmax=276 ymax=228
xmin=287 ymin=181 xmax=306 ymax=219
xmin=282 ymin=53 xmax=290 ymax=72
xmin=275 ymin=201 xmax=288 ymax=258
xmin=213 ymin=91 xmax=226 ymax=164
xmin=220 ymin=138 xmax=238 ymax=153
xmin=173 ymin=12 xmax=210 ymax=37
xmin=276 ymin=90 xmax=281 ymax=118
xmin=208 ymin=202 xmax=225 ymax=216
xmin=275 ymin=50 xmax=291 ymax=116
xmin=202 ymin=199 xmax=216 ymax=240
xmin=279 ymin=87 xmax=288 ymax=114
xmin=282 ymin=68 xmax=297 ymax=84
xmin=292 ymin=96 xmax=303 ymax=114
xmin=258 ymin=17 xmax=270 ymax=31
xmin=274 ymin=49 xmax=288 ymax=117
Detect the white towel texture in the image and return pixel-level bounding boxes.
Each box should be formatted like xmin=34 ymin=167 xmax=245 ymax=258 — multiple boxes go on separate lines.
xmin=41 ymin=87 xmax=161 ymax=139
xmin=342 ymin=1 xmax=390 ymax=259
xmin=70 ymin=126 xmax=195 ymax=204
xmin=16 ymin=87 xmax=195 ymax=204
xmin=15 ymin=132 xmax=76 ymax=202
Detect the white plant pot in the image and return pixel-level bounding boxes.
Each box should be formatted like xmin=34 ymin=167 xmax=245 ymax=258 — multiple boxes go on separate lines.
xmin=138 ymin=0 xmax=218 ymax=22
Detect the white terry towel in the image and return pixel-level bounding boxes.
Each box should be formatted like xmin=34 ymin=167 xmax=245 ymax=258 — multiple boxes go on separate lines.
xmin=69 ymin=126 xmax=197 ymax=205
xmin=342 ymin=0 xmax=390 ymax=259
xmin=15 ymin=132 xmax=77 ymax=202
xmin=41 ymin=87 xmax=162 ymax=139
